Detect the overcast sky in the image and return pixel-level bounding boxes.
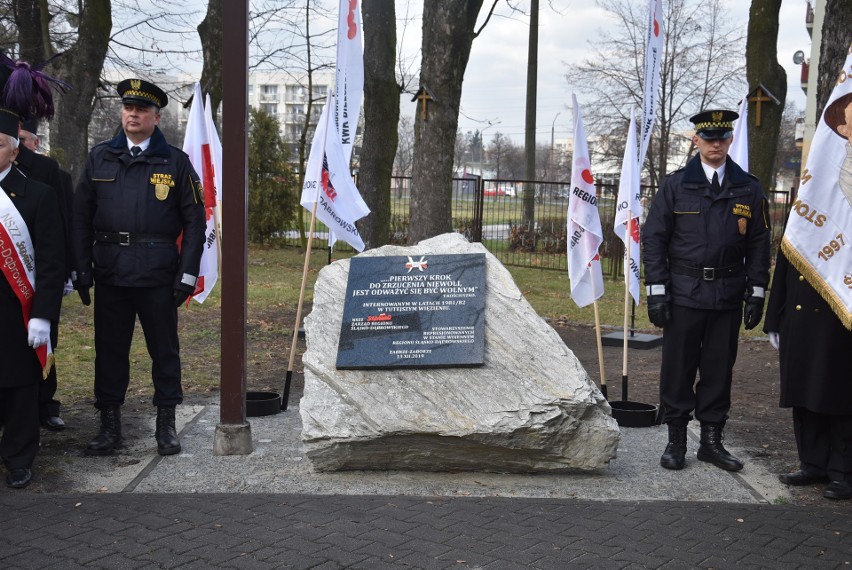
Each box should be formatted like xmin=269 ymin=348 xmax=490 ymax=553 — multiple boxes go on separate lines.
xmin=397 ymin=0 xmax=813 ymax=145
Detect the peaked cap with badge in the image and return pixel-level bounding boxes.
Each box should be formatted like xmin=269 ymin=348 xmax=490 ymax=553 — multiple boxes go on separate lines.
xmin=690 ymin=109 xmax=739 ymax=140
xmin=117 ymin=78 xmax=168 ymax=109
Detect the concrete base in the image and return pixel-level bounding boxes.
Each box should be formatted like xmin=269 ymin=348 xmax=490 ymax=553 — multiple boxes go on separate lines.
xmin=213 ymin=423 xmax=253 ymax=455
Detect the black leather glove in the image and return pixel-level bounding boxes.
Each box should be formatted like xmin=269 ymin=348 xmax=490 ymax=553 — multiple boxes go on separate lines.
xmin=77 ymin=287 xmax=91 ymax=306
xmin=173 ymin=288 xmax=191 ymax=308
xmin=646 ymin=294 xmax=671 ymax=328
xmin=743 ymin=296 xmax=764 ymax=330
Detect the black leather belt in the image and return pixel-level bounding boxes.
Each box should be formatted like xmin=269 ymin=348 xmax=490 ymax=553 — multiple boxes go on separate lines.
xmin=670 ymin=261 xmax=743 ymax=281
xmin=95 ymin=232 xmax=174 ymax=246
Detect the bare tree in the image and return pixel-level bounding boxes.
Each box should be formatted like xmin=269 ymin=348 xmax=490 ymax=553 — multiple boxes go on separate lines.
xmin=746 ymin=0 xmax=786 ymax=192
xmin=358 ymin=0 xmax=400 ymax=249
xmin=198 ymin=0 xmax=223 ymax=118
xmin=394 ymin=114 xmax=415 ymax=176
xmin=409 ymin=0 xmax=497 ymax=243
xmin=815 ymin=0 xmax=852 ymax=117
xmin=566 ymin=0 xmax=746 ymax=185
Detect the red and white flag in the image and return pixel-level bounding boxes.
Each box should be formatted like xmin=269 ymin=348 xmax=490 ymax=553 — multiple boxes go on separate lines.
xmin=729 ymin=95 xmax=749 ymax=172
xmin=638 ymin=0 xmax=663 ymax=168
xmin=330 ymin=0 xmax=364 ymax=249
xmin=182 ymin=82 xmax=220 ymax=303
xmin=567 ymin=94 xmax=604 ymax=307
xmin=614 ymin=108 xmax=642 ymax=305
xmin=300 ymin=94 xmax=370 ymax=251
xmin=335 ymin=0 xmax=363 ymax=165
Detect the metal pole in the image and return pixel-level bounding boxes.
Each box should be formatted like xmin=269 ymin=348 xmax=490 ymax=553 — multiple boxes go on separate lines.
xmin=219 ymin=0 xmax=249 ymax=427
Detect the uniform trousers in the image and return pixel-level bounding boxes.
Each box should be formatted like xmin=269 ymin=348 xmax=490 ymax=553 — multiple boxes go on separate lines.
xmin=793 ymin=407 xmax=852 ymax=483
xmin=94 ymin=283 xmax=183 ymax=408
xmin=0 ymin=383 xmax=39 ymax=470
xmin=660 ymin=305 xmax=741 ymax=424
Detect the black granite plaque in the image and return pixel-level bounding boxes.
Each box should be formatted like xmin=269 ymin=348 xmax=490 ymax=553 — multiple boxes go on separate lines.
xmin=336 ymin=253 xmax=486 ymax=369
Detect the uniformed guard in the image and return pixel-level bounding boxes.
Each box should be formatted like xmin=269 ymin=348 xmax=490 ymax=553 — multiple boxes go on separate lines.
xmin=0 ymin=107 xmax=65 ymax=488
xmin=72 ymin=78 xmax=205 ymax=456
xmin=642 ymin=108 xmax=771 ymax=473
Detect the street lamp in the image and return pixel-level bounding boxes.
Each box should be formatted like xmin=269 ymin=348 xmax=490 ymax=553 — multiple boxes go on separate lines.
xmin=550 ymin=112 xmax=561 ymax=175
xmin=479 ymin=120 xmax=500 ymax=177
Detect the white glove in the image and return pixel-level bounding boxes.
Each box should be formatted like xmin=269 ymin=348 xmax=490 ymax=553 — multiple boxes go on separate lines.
xmin=63 ymin=278 xmax=75 ymax=296
xmin=28 ymin=318 xmax=50 ymax=348
xmin=768 ymin=331 xmax=780 ymax=351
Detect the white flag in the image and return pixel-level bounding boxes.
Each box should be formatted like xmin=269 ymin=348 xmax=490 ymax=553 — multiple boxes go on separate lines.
xmin=335 ymin=0 xmax=363 ymax=165
xmin=182 ymin=83 xmax=220 ymax=304
xmin=729 ymin=95 xmax=749 ymax=172
xmin=781 ymin=51 xmax=852 ymax=329
xmin=330 ymin=0 xmax=364 ymax=250
xmin=614 ymin=108 xmax=642 ymax=305
xmin=300 ymin=95 xmax=370 ymax=252
xmin=567 ymin=94 xmax=604 ymax=307
xmin=638 ymin=0 xmax=663 ymax=168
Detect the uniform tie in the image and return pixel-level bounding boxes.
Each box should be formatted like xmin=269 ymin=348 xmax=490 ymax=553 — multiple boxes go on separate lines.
xmin=711 ymin=171 xmax=721 ymax=194
xmin=131 ymin=146 xmax=142 ymax=157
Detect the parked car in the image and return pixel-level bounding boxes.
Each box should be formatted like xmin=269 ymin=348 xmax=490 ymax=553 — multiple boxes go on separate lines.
xmin=483 ymin=188 xmax=506 ymax=197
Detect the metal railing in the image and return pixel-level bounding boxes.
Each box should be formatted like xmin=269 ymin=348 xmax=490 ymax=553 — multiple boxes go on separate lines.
xmin=282 ymin=175 xmax=792 ymax=274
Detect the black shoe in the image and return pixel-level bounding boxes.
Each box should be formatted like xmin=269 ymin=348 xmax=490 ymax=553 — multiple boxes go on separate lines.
xmin=696 ymin=423 xmax=744 ymax=472
xmin=6 ymin=468 xmax=32 ymax=489
xmin=40 ymin=416 xmax=65 ymax=431
xmin=155 ymin=406 xmax=181 ymax=456
xmin=823 ymin=481 xmax=852 ymax=501
xmin=779 ymin=468 xmax=829 ymax=486
xmin=85 ymin=407 xmax=122 ymax=456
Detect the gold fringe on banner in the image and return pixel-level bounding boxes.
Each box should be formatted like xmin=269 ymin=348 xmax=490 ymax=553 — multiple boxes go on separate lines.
xmin=781 ymin=238 xmax=852 ymax=330
xmin=42 ymin=353 xmax=55 ymax=380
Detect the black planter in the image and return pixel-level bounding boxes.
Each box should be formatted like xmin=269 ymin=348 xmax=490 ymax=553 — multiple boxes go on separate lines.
xmin=609 ymin=400 xmax=658 ymax=428
xmin=246 ymin=391 xmax=281 ymax=417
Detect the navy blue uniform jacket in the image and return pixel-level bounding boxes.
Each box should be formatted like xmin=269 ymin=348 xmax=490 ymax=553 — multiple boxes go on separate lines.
xmin=72 ymin=127 xmax=205 ymax=290
xmin=642 ymin=154 xmax=771 ymax=310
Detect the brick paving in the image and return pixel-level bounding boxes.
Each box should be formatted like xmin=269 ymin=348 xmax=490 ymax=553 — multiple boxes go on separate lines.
xmin=1 ymin=493 xmax=851 ymax=569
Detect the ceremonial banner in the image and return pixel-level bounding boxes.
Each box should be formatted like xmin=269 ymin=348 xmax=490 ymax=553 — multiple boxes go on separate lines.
xmin=614 ymin=108 xmax=642 ymax=305
xmin=782 ymin=48 xmax=852 ymax=329
xmin=567 ymin=94 xmax=605 ymax=307
xmin=300 ymin=94 xmax=370 ymax=251
xmin=0 ymin=188 xmax=52 ymax=373
xmin=182 ymin=83 xmax=220 ymax=303
xmin=729 ymin=95 xmax=749 ymax=172
xmin=335 ymin=0 xmax=363 ymax=165
xmin=638 ymin=0 xmax=663 ymax=168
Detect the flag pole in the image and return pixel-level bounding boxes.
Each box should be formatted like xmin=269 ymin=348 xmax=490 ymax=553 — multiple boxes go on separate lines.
xmin=621 ymin=217 xmax=631 ymax=401
xmin=283 ymin=196 xmax=320 ymax=411
xmin=593 ymin=300 xmax=607 ymax=400
xmin=283 ymin=100 xmax=334 ymax=411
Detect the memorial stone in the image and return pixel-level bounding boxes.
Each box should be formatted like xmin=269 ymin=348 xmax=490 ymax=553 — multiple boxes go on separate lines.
xmin=300 ymin=233 xmax=619 ymax=473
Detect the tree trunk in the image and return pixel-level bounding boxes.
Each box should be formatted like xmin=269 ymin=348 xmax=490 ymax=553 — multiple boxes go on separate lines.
xmin=745 ymin=0 xmax=786 ymax=192
xmin=409 ymin=0 xmax=483 ymax=244
xmin=198 ymin=0 xmax=223 ymax=119
xmin=358 ymin=0 xmax=399 ymax=249
xmin=13 ymin=0 xmax=49 ymax=62
xmin=522 ymin=0 xmax=538 ymax=225
xmin=816 ymin=0 xmax=852 ymax=117
xmin=49 ymin=0 xmax=111 ymax=179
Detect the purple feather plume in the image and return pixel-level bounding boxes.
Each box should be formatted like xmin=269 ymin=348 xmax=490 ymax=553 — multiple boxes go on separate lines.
xmin=0 ymin=51 xmax=72 ymax=120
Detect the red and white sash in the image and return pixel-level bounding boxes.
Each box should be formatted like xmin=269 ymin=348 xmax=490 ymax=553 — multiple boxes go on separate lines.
xmin=0 ymin=186 xmax=53 ymax=376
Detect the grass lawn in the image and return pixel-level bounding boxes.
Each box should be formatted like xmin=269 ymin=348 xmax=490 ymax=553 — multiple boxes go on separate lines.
xmin=53 ymin=243 xmax=766 ymax=408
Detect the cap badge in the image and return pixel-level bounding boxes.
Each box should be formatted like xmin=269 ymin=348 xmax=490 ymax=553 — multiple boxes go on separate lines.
xmin=712 ymin=111 xmax=723 ymax=122
xmin=130 ymin=79 xmax=141 ymax=90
